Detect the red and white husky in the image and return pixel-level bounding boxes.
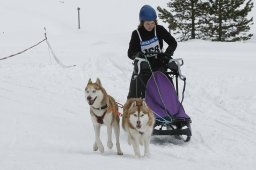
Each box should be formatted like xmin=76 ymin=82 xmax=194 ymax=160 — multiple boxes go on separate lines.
xmin=84 ymin=78 xmax=123 ymax=155
xmin=122 ymin=98 xmax=155 ymax=157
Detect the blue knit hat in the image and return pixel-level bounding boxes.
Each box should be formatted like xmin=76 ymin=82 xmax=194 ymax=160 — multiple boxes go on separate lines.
xmin=139 ymin=5 xmax=157 ymax=21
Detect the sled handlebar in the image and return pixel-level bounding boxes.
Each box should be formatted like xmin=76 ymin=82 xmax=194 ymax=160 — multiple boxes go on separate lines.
xmin=142 ymin=52 xmax=186 ymax=80
xmin=169 ymin=58 xmax=186 ymax=80
xmin=142 ymin=52 xmax=184 ymax=66
xmin=143 ymin=52 xmax=169 ymax=59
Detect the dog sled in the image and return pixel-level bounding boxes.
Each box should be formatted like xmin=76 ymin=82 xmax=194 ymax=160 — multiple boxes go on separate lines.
xmin=133 ymin=52 xmax=192 ymax=142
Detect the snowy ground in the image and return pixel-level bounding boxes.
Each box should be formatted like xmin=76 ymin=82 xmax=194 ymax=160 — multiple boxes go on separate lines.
xmin=0 ymin=0 xmax=256 ymax=170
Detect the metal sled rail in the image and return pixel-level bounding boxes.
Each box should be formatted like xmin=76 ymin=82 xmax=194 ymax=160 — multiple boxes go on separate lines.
xmin=153 ymin=127 xmax=191 ymax=136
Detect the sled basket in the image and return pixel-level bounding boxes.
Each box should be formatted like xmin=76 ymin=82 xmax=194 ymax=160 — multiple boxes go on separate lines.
xmin=145 ymin=71 xmax=192 ymax=142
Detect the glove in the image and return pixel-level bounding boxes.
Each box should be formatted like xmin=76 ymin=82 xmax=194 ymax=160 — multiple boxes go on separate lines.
xmin=168 ymin=61 xmax=178 ymax=72
xmin=164 ymin=46 xmax=174 ymax=59
xmin=157 ymin=53 xmax=166 ymax=59
xmin=157 ymin=53 xmax=171 ymax=64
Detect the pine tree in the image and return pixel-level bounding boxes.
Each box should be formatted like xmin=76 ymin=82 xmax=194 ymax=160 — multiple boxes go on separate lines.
xmin=207 ymin=0 xmax=253 ymax=41
xmin=157 ymin=0 xmax=207 ymax=41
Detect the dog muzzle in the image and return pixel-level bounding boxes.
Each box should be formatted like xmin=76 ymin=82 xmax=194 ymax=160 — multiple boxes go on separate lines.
xmin=87 ymin=96 xmax=97 ymax=105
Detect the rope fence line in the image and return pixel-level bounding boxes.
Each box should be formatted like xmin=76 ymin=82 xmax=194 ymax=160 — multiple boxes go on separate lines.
xmin=0 ymin=28 xmax=76 ymax=68
xmin=46 ymin=39 xmax=76 ymax=68
xmin=0 ymin=38 xmax=46 ymax=61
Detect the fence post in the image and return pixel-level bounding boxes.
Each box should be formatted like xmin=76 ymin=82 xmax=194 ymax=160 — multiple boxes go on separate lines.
xmin=77 ymin=7 xmax=81 ymax=29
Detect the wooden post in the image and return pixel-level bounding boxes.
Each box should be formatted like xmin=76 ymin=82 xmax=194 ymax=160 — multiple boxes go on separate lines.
xmin=77 ymin=7 xmax=81 ymax=29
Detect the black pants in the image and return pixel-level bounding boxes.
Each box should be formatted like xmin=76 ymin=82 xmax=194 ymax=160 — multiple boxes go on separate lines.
xmin=127 ymin=72 xmax=151 ymax=99
xmin=127 ymin=64 xmax=171 ymax=99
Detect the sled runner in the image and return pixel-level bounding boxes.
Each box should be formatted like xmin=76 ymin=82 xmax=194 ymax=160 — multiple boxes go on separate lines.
xmin=133 ymin=52 xmax=192 ymax=142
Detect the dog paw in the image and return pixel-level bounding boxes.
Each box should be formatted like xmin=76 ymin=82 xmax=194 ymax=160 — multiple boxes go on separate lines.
xmin=98 ymin=145 xmax=104 ymax=153
xmin=99 ymin=147 xmax=104 ymax=153
xmin=107 ymin=141 xmax=113 ymax=149
xmin=93 ymin=143 xmax=98 ymax=151
xmin=117 ymin=151 xmax=123 ymax=155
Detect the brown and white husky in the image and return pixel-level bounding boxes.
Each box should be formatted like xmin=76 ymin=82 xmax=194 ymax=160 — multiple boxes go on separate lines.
xmin=84 ymin=78 xmax=123 ymax=155
xmin=122 ymin=98 xmax=155 ymax=157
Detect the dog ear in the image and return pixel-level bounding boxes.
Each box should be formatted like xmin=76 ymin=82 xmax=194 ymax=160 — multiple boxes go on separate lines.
xmin=142 ymin=100 xmax=147 ymax=107
xmin=129 ymin=101 xmax=137 ymax=111
xmin=87 ymin=78 xmax=92 ymax=85
xmin=96 ymin=78 xmax=102 ymax=87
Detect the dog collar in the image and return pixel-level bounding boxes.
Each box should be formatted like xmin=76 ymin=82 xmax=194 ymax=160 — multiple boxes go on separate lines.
xmin=92 ymin=104 xmax=108 ymax=110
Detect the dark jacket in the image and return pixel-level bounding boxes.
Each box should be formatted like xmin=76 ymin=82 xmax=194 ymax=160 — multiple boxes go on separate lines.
xmin=127 ymin=25 xmax=177 ymax=99
xmin=128 ymin=25 xmax=177 ymax=60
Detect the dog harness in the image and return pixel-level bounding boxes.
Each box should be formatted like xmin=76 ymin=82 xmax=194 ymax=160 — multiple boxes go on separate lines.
xmin=91 ymin=104 xmax=119 ymax=125
xmin=91 ymin=104 xmax=108 ymax=124
xmin=94 ymin=110 xmax=107 ymax=124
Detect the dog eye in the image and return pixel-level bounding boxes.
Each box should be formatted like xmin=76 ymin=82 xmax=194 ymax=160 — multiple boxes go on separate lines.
xmin=86 ymin=90 xmax=89 ymax=93
xmin=133 ymin=114 xmax=137 ymax=117
xmin=92 ymin=90 xmax=96 ymax=93
xmin=141 ymin=114 xmax=144 ymax=117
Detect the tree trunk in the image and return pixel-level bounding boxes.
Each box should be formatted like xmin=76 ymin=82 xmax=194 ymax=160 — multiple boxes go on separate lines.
xmin=191 ymin=0 xmax=195 ymax=39
xmin=218 ymin=0 xmax=222 ymax=41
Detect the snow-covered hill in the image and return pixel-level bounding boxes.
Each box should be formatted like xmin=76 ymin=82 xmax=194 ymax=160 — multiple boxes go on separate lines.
xmin=0 ymin=0 xmax=256 ymax=170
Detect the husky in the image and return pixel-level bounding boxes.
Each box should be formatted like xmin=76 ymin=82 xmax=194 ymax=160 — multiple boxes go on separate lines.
xmin=84 ymin=78 xmax=123 ymax=155
xmin=122 ymin=98 xmax=155 ymax=157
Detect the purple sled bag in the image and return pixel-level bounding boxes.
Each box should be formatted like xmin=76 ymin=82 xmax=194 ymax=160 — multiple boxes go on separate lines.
xmin=145 ymin=71 xmax=190 ymax=120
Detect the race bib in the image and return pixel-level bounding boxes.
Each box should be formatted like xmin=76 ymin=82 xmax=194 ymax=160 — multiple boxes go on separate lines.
xmin=137 ymin=27 xmax=161 ymax=57
xmin=140 ymin=36 xmax=160 ymax=54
